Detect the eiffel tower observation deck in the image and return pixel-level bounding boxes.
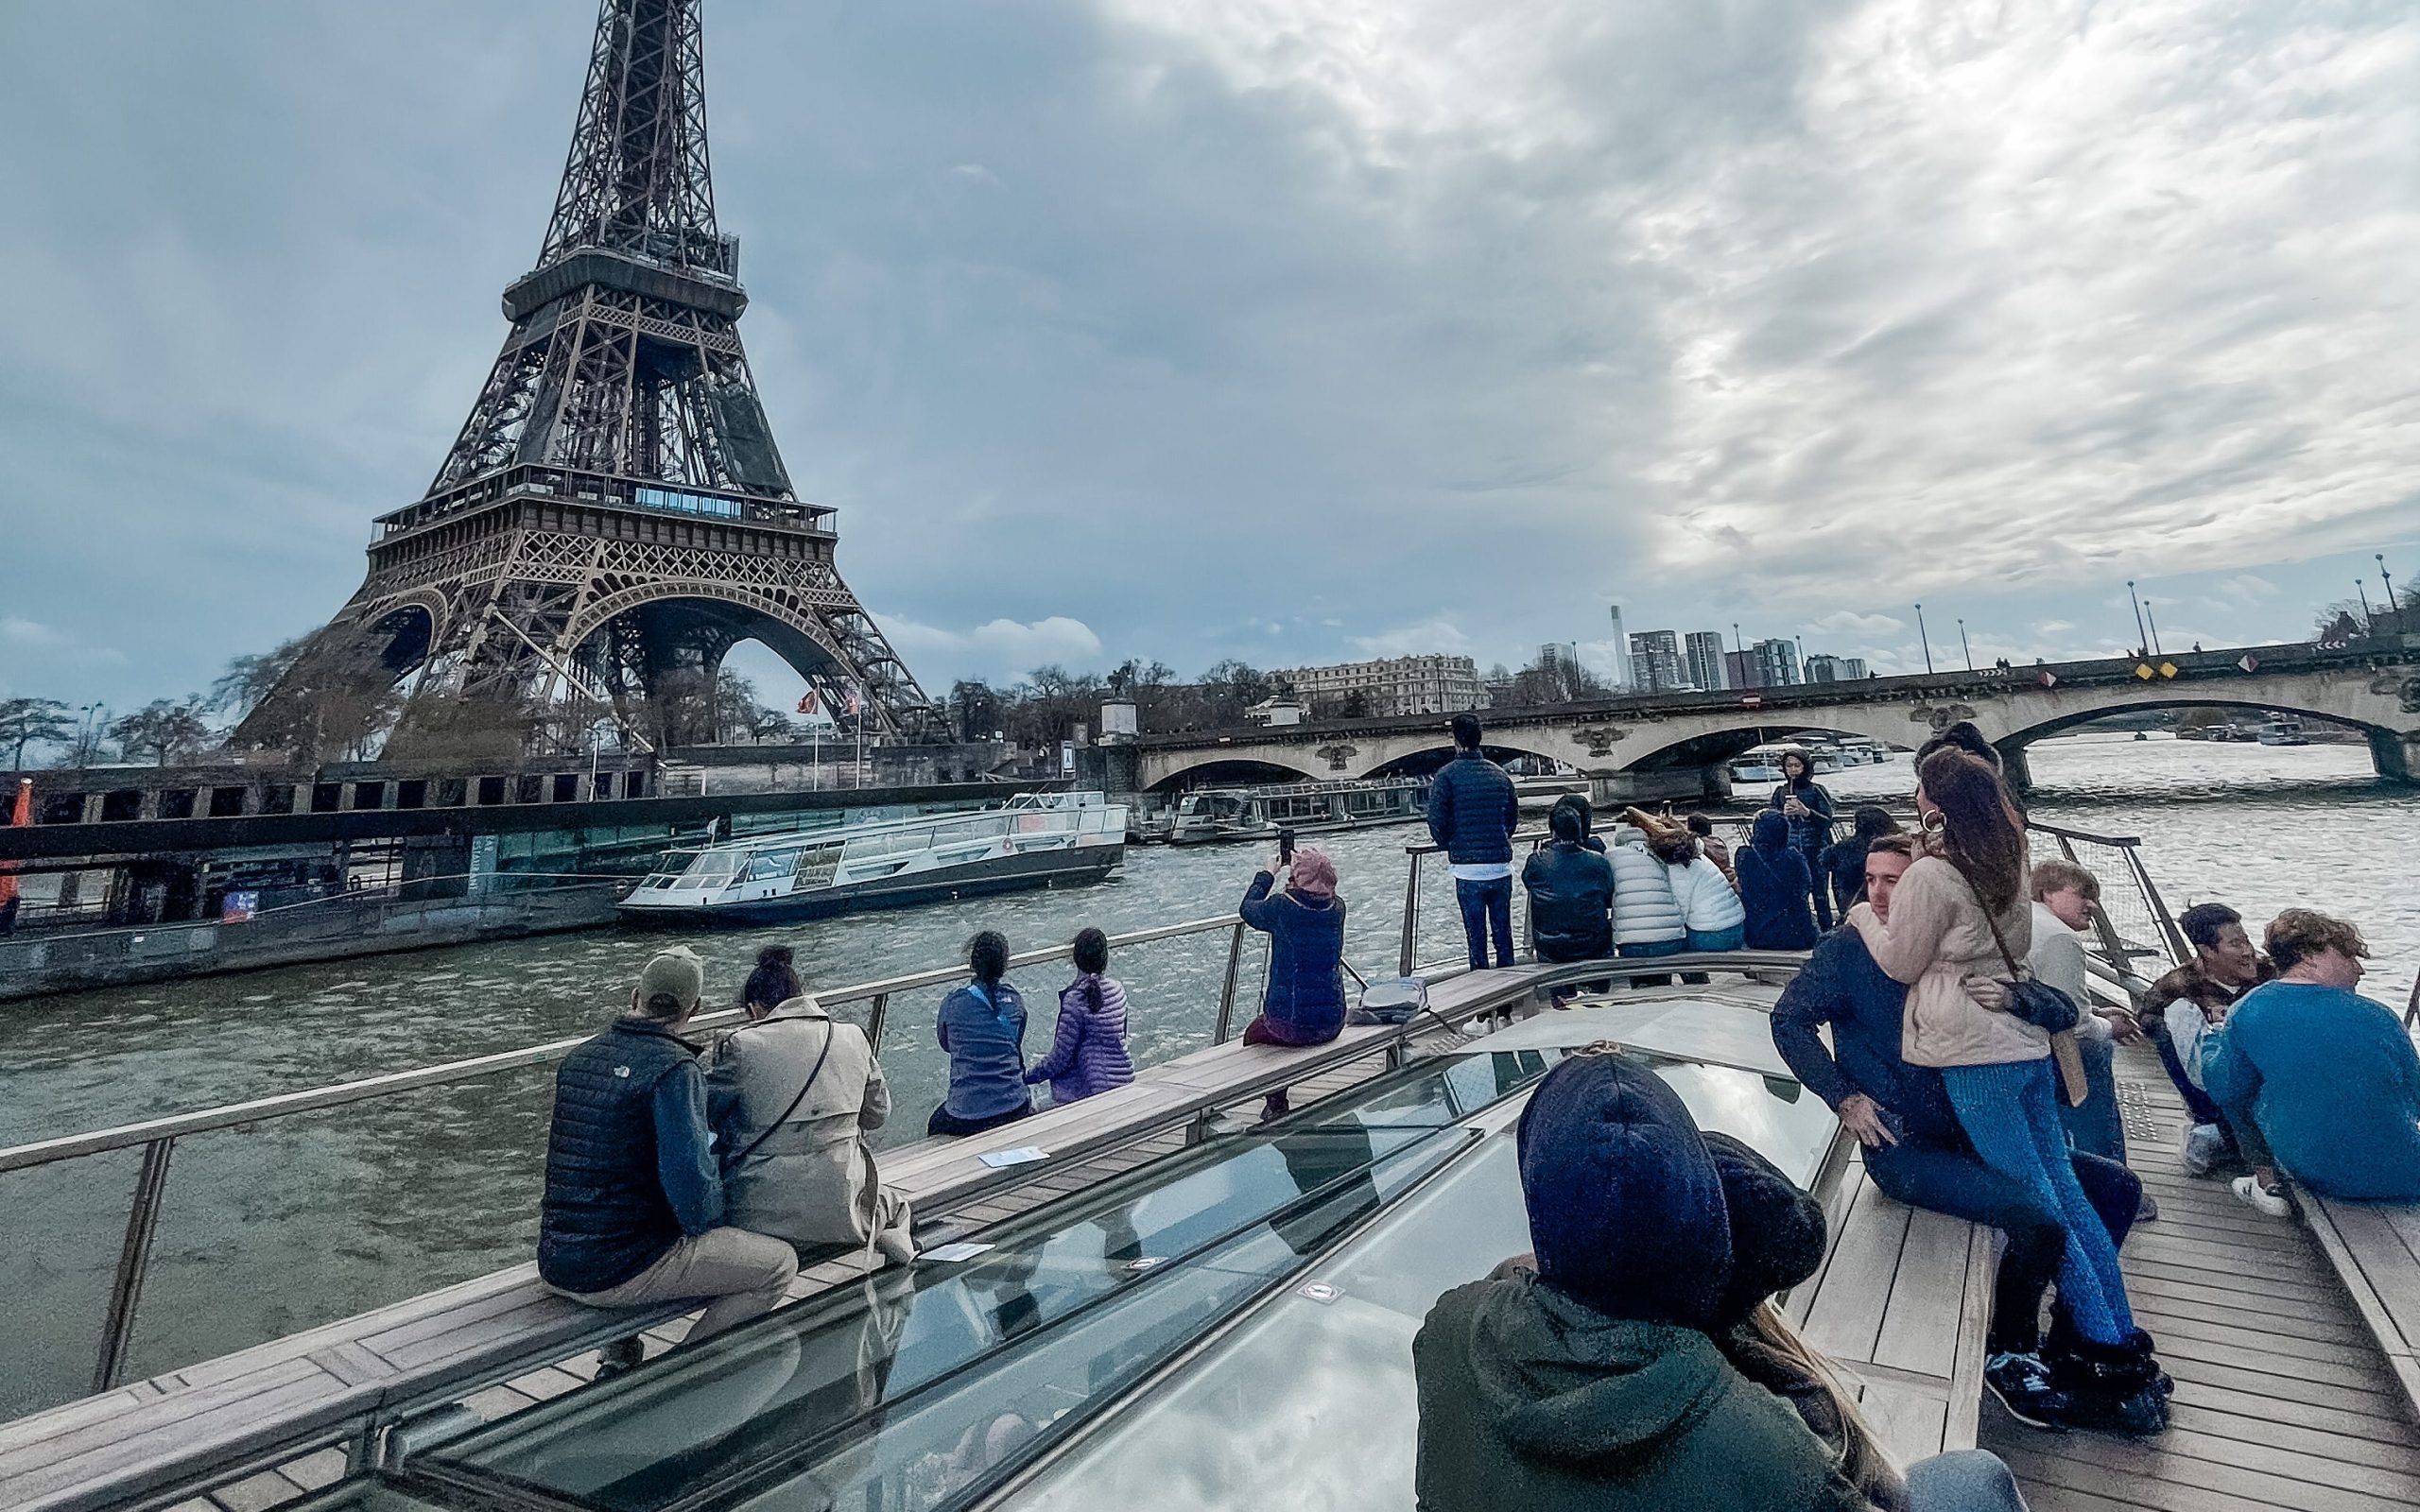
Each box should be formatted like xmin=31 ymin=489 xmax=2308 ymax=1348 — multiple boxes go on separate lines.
xmin=234 ymin=0 xmax=935 ymax=761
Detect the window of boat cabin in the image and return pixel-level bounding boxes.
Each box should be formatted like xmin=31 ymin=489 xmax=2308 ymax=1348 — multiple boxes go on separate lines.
xmin=742 ymin=848 xmax=801 ymax=884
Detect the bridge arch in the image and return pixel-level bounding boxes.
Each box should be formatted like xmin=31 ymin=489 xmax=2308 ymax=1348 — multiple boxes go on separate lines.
xmin=1361 ymin=739 xmax=1568 ymax=781
xmin=1145 ymin=756 xmax=1327 ymax=793
xmin=1996 ymin=693 xmax=2394 ymax=748
xmin=1615 ymin=714 xmax=1919 ymax=775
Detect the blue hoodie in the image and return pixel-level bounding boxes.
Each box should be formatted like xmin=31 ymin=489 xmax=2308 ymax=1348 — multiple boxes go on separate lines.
xmin=1735 ymin=813 xmax=1819 ymax=951
xmin=2204 ymin=981 xmax=2420 ymax=1200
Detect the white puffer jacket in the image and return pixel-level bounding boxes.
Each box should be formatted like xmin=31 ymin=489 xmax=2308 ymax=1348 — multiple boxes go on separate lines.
xmin=1608 ymin=826 xmax=1686 ymax=948
xmin=1667 ymin=855 xmax=1745 ymax=935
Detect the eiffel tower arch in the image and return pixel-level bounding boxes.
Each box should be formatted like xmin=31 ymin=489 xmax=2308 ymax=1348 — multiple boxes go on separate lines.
xmin=236 ymin=0 xmax=935 ymax=761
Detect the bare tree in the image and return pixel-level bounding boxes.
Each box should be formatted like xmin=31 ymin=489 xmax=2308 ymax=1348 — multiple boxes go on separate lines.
xmin=110 ymin=698 xmax=214 ymax=766
xmin=207 ymin=638 xmax=311 ymax=718
xmin=0 ymin=697 xmax=75 ymax=771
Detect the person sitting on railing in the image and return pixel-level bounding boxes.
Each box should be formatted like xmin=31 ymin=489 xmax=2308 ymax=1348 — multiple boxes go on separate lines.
xmin=1772 ymin=833 xmax=2148 ymax=1436
xmin=708 ymin=946 xmax=915 ymax=1268
xmin=1607 ymin=810 xmax=1688 ymax=987
xmin=2204 ymin=909 xmax=2420 ymax=1206
xmin=2142 ymin=902 xmax=2276 ymax=1184
xmin=1025 ymin=926 xmax=1135 ymax=1106
xmin=927 ymin=931 xmax=1034 ymax=1139
xmin=1818 ymin=806 xmax=1901 ymax=919
xmin=1765 ymin=747 xmax=1839 ymax=929
xmin=537 ymin=947 xmax=801 ymax=1368
xmin=1411 ymin=1051 xmax=1875 ymax=1512
xmin=1238 ymin=846 xmax=1347 ymax=1121
xmin=2026 ymin=860 xmax=2139 ymax=1175
xmin=1737 ymin=812 xmax=1820 ymax=953
xmin=1685 ymin=813 xmax=1734 ymax=883
xmin=1523 ymin=796 xmax=1615 ymax=964
xmin=1844 ymin=751 xmax=2167 ymax=1436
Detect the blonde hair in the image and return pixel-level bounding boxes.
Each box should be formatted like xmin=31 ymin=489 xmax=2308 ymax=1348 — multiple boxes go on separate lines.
xmin=2029 ymin=858 xmax=2100 ymax=904
xmin=1731 ymin=1302 xmax=1903 ymax=1508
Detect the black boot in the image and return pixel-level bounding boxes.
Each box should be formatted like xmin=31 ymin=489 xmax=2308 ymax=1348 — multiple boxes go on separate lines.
xmin=2045 ymin=1332 xmax=2169 ymax=1436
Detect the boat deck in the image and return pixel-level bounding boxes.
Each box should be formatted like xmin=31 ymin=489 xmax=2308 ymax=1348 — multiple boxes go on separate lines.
xmin=1980 ymin=1043 xmax=2420 ymax=1511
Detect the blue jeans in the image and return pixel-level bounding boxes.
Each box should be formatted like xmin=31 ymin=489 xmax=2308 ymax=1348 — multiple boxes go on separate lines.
xmin=2059 ymin=1030 xmax=2127 ymax=1163
xmin=1867 ymin=1119 xmax=2140 ymax=1355
xmin=1905 ymin=1450 xmax=2028 ymax=1512
xmin=1454 ymin=875 xmax=1514 ymax=971
xmin=1685 ymin=925 xmax=1744 ymax=952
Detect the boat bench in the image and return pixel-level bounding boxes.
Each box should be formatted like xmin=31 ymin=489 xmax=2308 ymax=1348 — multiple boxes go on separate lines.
xmin=1788 ymin=1150 xmax=1997 ymax=1467
xmin=2302 ymin=1193 xmax=2420 ymax=1419
xmin=0 ymin=964 xmax=1549 ymax=1512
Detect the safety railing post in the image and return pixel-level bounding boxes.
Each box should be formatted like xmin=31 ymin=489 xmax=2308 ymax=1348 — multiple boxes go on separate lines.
xmin=2123 ymin=844 xmax=2191 ymax=966
xmin=1399 ymin=850 xmax=1424 ymax=976
xmin=1213 ymin=920 xmax=1247 ymax=1045
xmin=865 ymin=992 xmax=893 ymax=1056
xmin=93 ymin=1136 xmax=177 ymax=1394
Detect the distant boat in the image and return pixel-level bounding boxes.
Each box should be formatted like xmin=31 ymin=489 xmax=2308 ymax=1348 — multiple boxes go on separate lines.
xmin=1166 ymin=778 xmax=1426 ymax=846
xmin=2256 ymin=718 xmax=2309 ymax=747
xmin=619 ymin=791 xmax=1126 ymax=924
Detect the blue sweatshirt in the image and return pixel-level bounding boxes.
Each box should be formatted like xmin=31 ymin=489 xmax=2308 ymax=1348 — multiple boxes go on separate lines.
xmin=936 ymin=980 xmax=1031 ymax=1122
xmin=1770 ymin=928 xmax=1962 ymax=1147
xmin=2204 ymin=981 xmax=2420 ymax=1201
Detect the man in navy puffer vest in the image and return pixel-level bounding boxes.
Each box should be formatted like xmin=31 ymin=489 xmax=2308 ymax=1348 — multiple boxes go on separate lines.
xmin=540 ymin=947 xmax=797 ymax=1362
xmin=1426 ymin=713 xmax=1522 ymax=971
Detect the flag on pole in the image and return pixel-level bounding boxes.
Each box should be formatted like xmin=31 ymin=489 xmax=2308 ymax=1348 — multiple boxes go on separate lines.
xmin=844 ymin=686 xmax=863 ymax=717
xmin=797 ymin=689 xmax=821 ymax=717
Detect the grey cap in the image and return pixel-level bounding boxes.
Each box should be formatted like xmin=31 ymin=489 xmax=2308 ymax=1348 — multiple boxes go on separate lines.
xmin=635 ymin=945 xmax=707 ymax=1013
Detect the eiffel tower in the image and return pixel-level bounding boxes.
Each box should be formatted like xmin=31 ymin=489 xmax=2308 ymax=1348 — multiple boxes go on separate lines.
xmin=237 ymin=0 xmax=933 ymax=760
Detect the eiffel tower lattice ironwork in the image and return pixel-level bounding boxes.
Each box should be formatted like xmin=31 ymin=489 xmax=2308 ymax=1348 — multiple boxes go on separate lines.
xmin=236 ymin=0 xmax=935 ymax=760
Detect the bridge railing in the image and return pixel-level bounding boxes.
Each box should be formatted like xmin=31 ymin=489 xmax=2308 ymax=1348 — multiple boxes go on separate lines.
xmin=0 ymin=913 xmax=1253 ymax=1410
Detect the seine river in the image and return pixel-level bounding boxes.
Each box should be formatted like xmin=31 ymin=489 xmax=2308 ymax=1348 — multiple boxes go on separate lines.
xmin=2 ymin=734 xmax=2412 ymax=1416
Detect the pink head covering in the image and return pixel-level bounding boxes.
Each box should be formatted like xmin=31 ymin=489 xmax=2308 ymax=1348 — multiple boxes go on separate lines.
xmin=1287 ymin=847 xmax=1338 ymax=899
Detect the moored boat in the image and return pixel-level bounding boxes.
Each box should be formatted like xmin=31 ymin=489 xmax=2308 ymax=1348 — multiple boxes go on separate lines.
xmin=617 ymin=791 xmax=1126 ymax=924
xmin=1164 ymin=778 xmax=1426 ymax=845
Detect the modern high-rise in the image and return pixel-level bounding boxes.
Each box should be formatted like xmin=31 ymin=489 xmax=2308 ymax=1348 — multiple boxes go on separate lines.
xmin=1751 ymin=637 xmax=1802 ymax=688
xmin=1627 ymin=629 xmax=1685 ymax=693
xmin=1805 ymin=654 xmax=1872 ymax=683
xmin=1683 ymin=631 xmax=1728 ymax=694
xmin=1724 ymin=649 xmax=1760 ymax=691
xmin=1607 ymin=605 xmax=1633 ymax=690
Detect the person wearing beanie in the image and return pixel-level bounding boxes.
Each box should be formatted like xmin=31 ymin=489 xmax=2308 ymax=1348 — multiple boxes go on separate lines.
xmin=1238 ymin=847 xmax=1348 ymax=1119
xmin=1765 ymin=747 xmax=1839 ymax=928
xmin=709 ymin=949 xmax=915 ymax=1267
xmin=1522 ymin=795 xmax=1615 ymax=963
xmin=539 ymin=947 xmax=800 ymax=1364
xmin=1412 ymin=1051 xmax=1871 ymax=1512
xmin=1737 ymin=811 xmax=1821 ymax=951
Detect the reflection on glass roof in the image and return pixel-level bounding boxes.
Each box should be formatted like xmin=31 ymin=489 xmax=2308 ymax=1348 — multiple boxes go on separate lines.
xmin=396 ymin=1050 xmax=1564 ymax=1512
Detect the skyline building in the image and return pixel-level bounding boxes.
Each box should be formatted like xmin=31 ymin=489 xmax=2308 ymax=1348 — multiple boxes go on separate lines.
xmin=1627 ymin=629 xmax=1686 ymax=693
xmin=1683 ymin=631 xmax=1728 ymax=693
xmin=1607 ymin=605 xmax=1633 ymax=690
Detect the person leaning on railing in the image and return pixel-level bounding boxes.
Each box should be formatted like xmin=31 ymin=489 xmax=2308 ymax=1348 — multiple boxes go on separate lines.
xmin=536 ymin=947 xmax=800 ymax=1373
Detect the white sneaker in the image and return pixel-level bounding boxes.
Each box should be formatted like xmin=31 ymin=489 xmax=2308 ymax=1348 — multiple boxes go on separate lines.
xmin=2181 ymin=1123 xmax=2225 ymax=1177
xmin=2232 ymin=1177 xmax=2291 ymax=1218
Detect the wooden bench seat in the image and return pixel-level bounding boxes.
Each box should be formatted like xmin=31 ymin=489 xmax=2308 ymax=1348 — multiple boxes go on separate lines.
xmin=1789 ymin=1150 xmax=1997 ymax=1466
xmin=0 ymin=963 xmax=1549 ymax=1512
xmin=2301 ymin=1192 xmax=2420 ymax=1418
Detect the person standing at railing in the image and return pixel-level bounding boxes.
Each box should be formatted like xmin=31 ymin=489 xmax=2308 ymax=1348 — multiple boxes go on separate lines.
xmin=2204 ymin=910 xmax=2420 ymax=1205
xmin=1426 ymin=713 xmax=1521 ymax=971
xmin=1764 ymin=748 xmax=1838 ymax=929
xmin=537 ymin=946 xmax=801 ymax=1368
xmin=1025 ymin=926 xmax=1135 ymax=1106
xmin=928 ymin=932 xmax=1034 ymax=1138
xmin=709 ymin=946 xmax=915 ymax=1267
xmin=1736 ymin=812 xmax=1819 ymax=952
xmin=1238 ymin=846 xmax=1347 ymax=1121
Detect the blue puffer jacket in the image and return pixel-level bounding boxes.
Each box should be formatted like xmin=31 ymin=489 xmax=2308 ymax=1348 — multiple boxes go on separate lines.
xmin=1240 ymin=871 xmax=1347 ymax=1041
xmin=1522 ymin=840 xmax=1615 ymax=962
xmin=1737 ymin=813 xmax=1820 ymax=951
xmin=1426 ymin=751 xmax=1519 ymax=866
xmin=1607 ymin=825 xmax=1685 ymax=948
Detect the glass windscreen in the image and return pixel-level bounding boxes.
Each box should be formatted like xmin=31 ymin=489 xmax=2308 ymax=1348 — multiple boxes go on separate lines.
xmin=399 ymin=1052 xmax=1561 ymax=1512
xmin=1000 ymin=1052 xmax=1842 ymax=1512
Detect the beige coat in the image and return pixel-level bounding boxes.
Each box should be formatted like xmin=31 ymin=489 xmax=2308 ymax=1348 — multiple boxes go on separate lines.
xmin=1847 ymin=854 xmax=2048 ymax=1069
xmin=706 ymin=997 xmax=911 ymax=1257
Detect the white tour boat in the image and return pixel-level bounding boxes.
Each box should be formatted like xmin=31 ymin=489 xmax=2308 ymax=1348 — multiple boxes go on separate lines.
xmin=617 ymin=791 xmax=1127 ymax=924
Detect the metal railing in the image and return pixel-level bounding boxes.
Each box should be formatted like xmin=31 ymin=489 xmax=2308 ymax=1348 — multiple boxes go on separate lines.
xmin=0 ymin=913 xmax=1251 ymax=1396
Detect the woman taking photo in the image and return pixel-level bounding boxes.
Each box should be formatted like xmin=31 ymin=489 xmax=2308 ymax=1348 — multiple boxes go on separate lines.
xmin=1847 ymin=749 xmax=2166 ymax=1436
xmin=1766 ymin=748 xmax=1839 ymax=928
xmin=1238 ymin=846 xmax=1346 ymax=1120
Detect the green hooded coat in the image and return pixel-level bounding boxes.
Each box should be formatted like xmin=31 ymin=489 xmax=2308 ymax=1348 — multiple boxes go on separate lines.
xmin=1413 ymin=1275 xmax=1875 ymax=1512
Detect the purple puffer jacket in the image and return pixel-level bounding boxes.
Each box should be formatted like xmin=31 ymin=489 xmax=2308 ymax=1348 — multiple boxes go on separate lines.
xmin=1026 ymin=973 xmax=1136 ymax=1105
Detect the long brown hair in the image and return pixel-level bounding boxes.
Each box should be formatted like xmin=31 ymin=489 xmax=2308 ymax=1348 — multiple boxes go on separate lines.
xmin=1916 ymin=747 xmax=2027 ymax=916
xmin=1728 ymin=1301 xmax=1905 ymax=1509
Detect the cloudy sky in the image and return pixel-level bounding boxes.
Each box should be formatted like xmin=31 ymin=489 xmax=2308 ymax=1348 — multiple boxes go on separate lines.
xmin=1 ymin=0 xmax=2414 ymax=717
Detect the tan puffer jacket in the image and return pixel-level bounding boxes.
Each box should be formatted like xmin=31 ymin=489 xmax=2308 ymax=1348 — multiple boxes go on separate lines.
xmin=1846 ymin=855 xmax=2048 ymax=1068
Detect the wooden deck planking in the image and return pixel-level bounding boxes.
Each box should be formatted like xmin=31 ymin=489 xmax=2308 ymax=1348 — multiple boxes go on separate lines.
xmin=1979 ymin=1049 xmax=2420 ymax=1511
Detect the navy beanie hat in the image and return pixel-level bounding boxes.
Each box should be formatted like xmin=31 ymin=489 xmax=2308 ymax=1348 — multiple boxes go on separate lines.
xmin=1751 ymin=810 xmax=1790 ymax=854
xmin=1702 ymin=1131 xmax=1827 ymax=1331
xmin=1516 ymin=1051 xmax=1733 ymax=1329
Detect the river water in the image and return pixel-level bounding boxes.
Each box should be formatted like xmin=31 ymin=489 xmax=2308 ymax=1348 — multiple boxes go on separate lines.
xmin=2 ymin=734 xmax=2412 ymax=1416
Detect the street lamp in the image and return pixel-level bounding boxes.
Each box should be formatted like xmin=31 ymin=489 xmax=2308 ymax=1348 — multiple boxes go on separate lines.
xmin=2382 ymin=555 xmax=2399 ymax=618
xmin=2358 ymin=579 xmax=2377 ymax=620
xmin=2126 ymin=580 xmax=2149 ymax=658
xmin=1914 ymin=604 xmax=1935 ymax=675
xmin=2145 ymin=601 xmax=2165 ymax=658
xmin=1958 ymin=618 xmax=1974 ymax=671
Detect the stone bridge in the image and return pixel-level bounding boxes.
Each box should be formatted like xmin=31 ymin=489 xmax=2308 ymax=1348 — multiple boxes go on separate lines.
xmin=1132 ymin=641 xmax=2420 ymax=801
